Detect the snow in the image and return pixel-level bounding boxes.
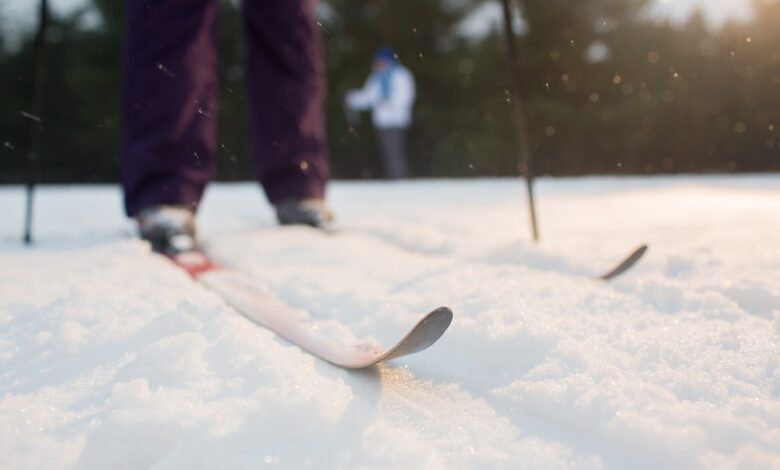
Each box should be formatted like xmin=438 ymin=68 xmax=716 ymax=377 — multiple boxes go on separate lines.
xmin=1 ymin=176 xmax=779 ymax=469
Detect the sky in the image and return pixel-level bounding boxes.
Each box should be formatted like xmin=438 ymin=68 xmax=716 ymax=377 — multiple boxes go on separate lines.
xmin=457 ymin=0 xmax=754 ymax=38
xmin=0 ymin=0 xmax=757 ymax=47
xmin=649 ymin=0 xmax=753 ymax=25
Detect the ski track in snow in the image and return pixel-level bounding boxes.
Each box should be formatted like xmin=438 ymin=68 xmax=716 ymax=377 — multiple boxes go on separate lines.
xmin=1 ymin=176 xmax=779 ymax=469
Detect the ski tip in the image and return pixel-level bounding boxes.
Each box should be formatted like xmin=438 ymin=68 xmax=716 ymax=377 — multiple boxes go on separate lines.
xmin=598 ymin=244 xmax=649 ymax=281
xmin=410 ymin=306 xmax=453 ymax=345
xmin=372 ymin=306 xmax=453 ymax=367
xmin=626 ymin=244 xmax=649 ymax=262
xmin=422 ymin=307 xmax=454 ymax=340
xmin=427 ymin=306 xmax=454 ymax=328
xmin=631 ymin=244 xmax=649 ymax=262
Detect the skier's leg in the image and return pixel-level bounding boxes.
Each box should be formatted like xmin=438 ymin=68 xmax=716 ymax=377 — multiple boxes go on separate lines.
xmin=377 ymin=128 xmax=407 ymax=180
xmin=394 ymin=128 xmax=409 ymax=178
xmin=241 ymin=0 xmax=329 ymax=205
xmin=376 ymin=128 xmax=391 ymax=178
xmin=121 ymin=0 xmax=219 ymax=217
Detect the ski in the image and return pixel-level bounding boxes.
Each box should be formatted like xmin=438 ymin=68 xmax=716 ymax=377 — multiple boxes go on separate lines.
xmin=597 ymin=244 xmax=648 ymax=281
xmin=168 ymin=251 xmax=453 ymax=369
xmin=328 ymin=226 xmax=649 ymax=282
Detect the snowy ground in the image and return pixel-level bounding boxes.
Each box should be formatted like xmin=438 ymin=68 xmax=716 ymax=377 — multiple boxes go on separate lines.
xmin=1 ymin=176 xmax=779 ymax=469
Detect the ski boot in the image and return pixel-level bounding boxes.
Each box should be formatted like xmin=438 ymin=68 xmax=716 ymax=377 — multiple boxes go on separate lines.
xmin=136 ymin=205 xmax=197 ymax=256
xmin=275 ymin=198 xmax=334 ymax=228
xmin=136 ymin=205 xmax=213 ymax=276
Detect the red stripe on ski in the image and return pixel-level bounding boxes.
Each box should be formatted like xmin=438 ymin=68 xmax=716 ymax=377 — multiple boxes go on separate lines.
xmin=169 ymin=251 xmax=220 ymax=278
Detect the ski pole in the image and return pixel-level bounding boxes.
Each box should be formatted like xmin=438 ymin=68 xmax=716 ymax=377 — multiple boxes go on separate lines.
xmin=23 ymin=0 xmax=50 ymax=244
xmin=499 ymin=0 xmax=539 ymax=242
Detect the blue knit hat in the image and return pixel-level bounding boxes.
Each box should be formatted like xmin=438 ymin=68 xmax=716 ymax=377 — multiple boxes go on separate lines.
xmin=374 ymin=47 xmax=397 ymax=63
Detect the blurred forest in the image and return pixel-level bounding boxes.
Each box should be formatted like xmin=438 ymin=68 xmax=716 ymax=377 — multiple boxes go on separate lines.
xmin=0 ymin=0 xmax=779 ymax=183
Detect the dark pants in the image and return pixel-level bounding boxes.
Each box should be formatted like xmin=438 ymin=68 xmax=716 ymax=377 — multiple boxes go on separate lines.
xmin=121 ymin=0 xmax=329 ymax=216
xmin=376 ymin=127 xmax=408 ymax=180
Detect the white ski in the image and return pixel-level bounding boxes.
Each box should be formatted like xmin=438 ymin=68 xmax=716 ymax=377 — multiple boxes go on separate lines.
xmin=197 ymin=268 xmax=453 ymax=369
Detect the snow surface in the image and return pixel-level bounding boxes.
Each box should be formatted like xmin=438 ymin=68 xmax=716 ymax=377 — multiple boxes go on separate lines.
xmin=1 ymin=176 xmax=779 ymax=469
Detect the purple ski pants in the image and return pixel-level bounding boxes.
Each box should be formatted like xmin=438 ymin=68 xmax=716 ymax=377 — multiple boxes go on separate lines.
xmin=121 ymin=0 xmax=329 ymax=216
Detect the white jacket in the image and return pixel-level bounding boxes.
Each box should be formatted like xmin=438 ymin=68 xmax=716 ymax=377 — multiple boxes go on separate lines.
xmin=346 ymin=65 xmax=416 ymax=129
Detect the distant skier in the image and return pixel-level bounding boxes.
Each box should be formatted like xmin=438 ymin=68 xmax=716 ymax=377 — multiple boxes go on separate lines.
xmin=122 ymin=0 xmax=333 ymax=256
xmin=345 ymin=47 xmax=416 ymax=180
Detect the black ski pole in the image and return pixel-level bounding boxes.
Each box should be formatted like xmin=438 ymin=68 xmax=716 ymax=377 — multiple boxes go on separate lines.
xmin=23 ymin=0 xmax=50 ymax=244
xmin=499 ymin=0 xmax=539 ymax=242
